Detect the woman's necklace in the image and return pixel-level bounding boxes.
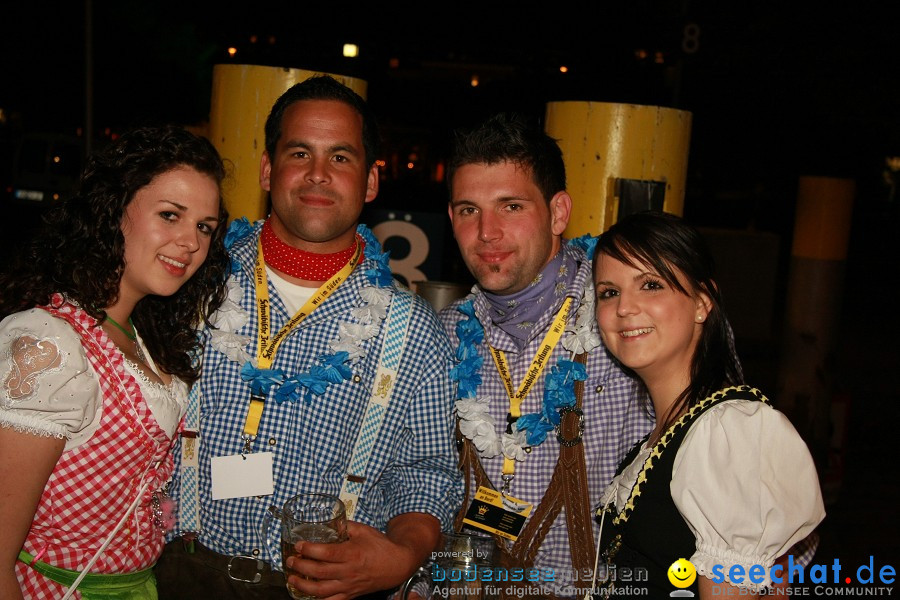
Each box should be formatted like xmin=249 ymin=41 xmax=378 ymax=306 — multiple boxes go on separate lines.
xmin=105 ymin=314 xmax=136 ymax=341
xmin=104 ymin=313 xmax=148 ymax=364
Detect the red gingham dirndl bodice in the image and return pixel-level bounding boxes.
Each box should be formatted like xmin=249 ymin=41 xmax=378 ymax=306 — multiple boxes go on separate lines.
xmin=15 ymin=298 xmax=177 ymax=599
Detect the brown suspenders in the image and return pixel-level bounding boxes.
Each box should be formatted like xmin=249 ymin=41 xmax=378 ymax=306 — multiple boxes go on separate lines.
xmin=454 ymin=353 xmax=595 ymax=599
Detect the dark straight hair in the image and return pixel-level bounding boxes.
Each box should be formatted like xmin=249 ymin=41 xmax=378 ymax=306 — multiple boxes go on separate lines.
xmin=593 ymin=210 xmax=744 ymax=428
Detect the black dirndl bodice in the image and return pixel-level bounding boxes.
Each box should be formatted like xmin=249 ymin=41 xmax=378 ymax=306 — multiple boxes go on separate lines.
xmin=594 ymin=386 xmax=768 ymax=598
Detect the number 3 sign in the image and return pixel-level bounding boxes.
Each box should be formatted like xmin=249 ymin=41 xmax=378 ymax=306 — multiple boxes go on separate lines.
xmin=365 ymin=209 xmax=448 ymax=287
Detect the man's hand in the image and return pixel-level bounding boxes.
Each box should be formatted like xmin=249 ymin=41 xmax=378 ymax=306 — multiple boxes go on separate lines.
xmin=284 ymin=513 xmax=439 ymax=600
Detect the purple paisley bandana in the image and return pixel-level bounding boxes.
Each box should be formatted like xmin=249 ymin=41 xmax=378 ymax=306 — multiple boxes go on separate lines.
xmin=482 ymin=248 xmax=578 ymax=350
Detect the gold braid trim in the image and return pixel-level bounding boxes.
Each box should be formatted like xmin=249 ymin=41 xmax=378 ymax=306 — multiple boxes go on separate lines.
xmin=611 ymin=385 xmax=768 ymax=526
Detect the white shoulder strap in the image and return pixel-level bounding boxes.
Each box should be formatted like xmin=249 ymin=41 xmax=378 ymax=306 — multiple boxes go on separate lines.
xmin=339 ymin=289 xmax=414 ymax=519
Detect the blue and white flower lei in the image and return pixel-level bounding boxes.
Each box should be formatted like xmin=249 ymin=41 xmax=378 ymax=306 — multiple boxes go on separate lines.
xmin=451 ymin=236 xmax=602 ymax=461
xmin=209 ymin=219 xmax=394 ymax=404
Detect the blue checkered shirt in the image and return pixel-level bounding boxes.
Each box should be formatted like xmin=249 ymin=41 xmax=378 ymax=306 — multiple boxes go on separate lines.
xmin=167 ymin=223 xmax=464 ymax=565
xmin=439 ymin=243 xmax=654 ymax=595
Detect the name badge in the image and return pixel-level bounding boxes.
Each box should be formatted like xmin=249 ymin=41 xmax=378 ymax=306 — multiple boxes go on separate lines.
xmin=211 ymin=452 xmax=275 ymax=500
xmin=462 ymin=485 xmax=533 ymax=541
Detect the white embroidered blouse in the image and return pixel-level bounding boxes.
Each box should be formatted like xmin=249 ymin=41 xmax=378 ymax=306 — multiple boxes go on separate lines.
xmin=599 ymin=398 xmax=826 ymax=591
xmin=0 ymin=308 xmax=188 ymax=450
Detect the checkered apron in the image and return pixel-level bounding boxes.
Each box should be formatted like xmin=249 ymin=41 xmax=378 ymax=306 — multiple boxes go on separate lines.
xmin=15 ymin=298 xmax=177 ymax=599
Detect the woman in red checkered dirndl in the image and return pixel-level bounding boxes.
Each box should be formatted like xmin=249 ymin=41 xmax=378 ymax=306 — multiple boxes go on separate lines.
xmin=0 ymin=125 xmax=230 ymax=599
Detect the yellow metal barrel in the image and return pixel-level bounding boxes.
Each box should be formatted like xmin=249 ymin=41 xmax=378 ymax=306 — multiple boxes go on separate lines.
xmin=544 ymin=101 xmax=692 ymax=237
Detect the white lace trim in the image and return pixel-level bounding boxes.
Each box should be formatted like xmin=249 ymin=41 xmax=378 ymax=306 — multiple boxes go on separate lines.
xmin=0 ymin=410 xmax=68 ymax=439
xmin=122 ymin=357 xmax=178 ymax=393
xmin=693 ymin=543 xmax=773 ymax=592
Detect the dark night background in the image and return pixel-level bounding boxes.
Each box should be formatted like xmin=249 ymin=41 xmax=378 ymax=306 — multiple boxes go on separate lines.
xmin=2 ymin=0 xmax=898 ymax=578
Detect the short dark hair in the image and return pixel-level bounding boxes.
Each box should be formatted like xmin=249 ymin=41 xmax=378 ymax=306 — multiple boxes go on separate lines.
xmin=0 ymin=124 xmax=230 ymax=384
xmin=447 ymin=112 xmax=566 ymax=202
xmin=264 ymin=75 xmax=381 ymax=168
xmin=593 ymin=210 xmax=744 ymax=428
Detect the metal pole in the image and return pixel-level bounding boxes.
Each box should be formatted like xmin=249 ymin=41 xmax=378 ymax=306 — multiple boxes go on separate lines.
xmin=777 ymin=176 xmax=855 ymax=470
xmin=84 ymin=0 xmax=93 ymax=156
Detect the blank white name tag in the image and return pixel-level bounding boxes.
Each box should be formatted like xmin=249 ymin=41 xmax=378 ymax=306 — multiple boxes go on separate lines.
xmin=211 ymin=452 xmax=275 ymax=500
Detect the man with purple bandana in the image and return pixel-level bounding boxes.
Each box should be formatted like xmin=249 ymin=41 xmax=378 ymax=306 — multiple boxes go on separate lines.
xmin=439 ymin=113 xmax=815 ymax=600
xmin=438 ymin=113 xmax=653 ymax=599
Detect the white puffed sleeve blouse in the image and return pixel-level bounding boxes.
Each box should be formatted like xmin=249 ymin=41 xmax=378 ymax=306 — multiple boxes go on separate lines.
xmin=600 ymin=397 xmax=826 ymax=591
xmin=1 ymin=308 xmax=187 ymax=451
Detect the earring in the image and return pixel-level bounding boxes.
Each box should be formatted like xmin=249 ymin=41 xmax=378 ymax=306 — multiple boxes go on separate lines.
xmin=696 ymin=315 xmax=705 ymax=322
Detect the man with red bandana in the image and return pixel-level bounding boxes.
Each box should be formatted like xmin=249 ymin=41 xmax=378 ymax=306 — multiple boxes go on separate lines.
xmin=156 ymin=76 xmax=463 ymax=600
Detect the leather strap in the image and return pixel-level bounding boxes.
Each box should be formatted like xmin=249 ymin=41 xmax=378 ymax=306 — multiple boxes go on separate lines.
xmin=558 ymin=352 xmax=596 ymax=574
xmin=159 ymin=540 xmax=286 ymax=587
xmin=454 ymin=352 xmax=593 ymax=599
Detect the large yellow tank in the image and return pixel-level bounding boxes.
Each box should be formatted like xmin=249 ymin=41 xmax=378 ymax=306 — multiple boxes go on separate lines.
xmin=208 ymin=64 xmax=368 ymax=222
xmin=544 ymin=101 xmax=692 ymax=237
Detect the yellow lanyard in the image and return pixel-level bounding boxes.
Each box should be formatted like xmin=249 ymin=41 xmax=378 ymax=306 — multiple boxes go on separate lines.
xmin=489 ymin=296 xmax=573 ymax=481
xmin=241 ymin=237 xmax=362 ymax=446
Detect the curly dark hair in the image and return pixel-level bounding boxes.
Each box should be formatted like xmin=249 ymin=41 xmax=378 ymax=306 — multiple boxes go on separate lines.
xmin=0 ymin=125 xmax=230 ymax=385
xmin=264 ymin=75 xmax=381 ymax=168
xmin=447 ymin=112 xmax=566 ymax=202
xmin=593 ymin=211 xmax=744 ymax=430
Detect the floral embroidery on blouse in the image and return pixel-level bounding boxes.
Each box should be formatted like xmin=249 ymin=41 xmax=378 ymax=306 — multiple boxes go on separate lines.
xmin=3 ymin=335 xmax=67 ymax=407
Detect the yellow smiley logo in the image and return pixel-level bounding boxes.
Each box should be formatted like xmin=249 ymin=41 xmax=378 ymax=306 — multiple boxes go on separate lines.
xmin=668 ymin=558 xmax=697 ymax=588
